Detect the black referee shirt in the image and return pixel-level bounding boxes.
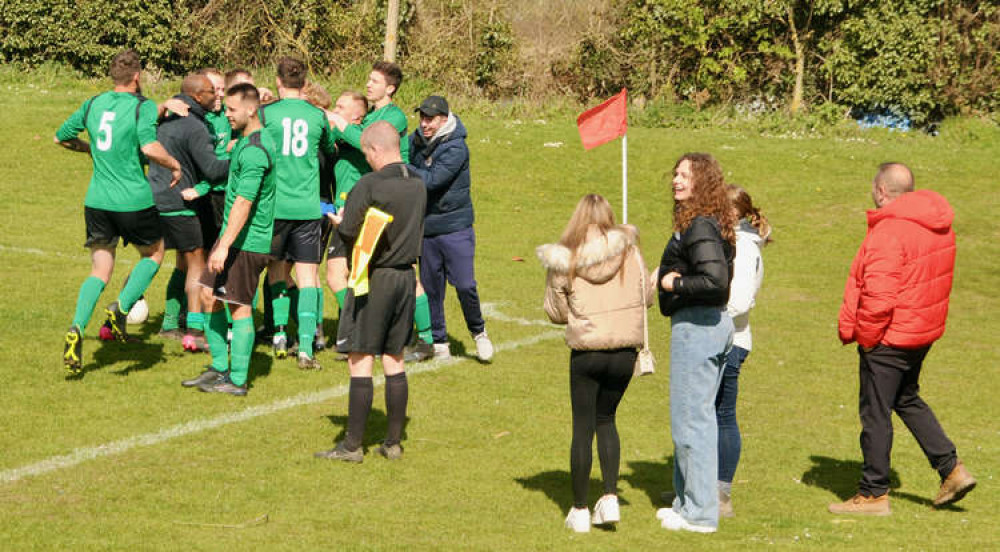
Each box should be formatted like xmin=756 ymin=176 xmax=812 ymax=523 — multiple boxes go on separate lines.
xmin=338 ymin=162 xmax=426 ymax=268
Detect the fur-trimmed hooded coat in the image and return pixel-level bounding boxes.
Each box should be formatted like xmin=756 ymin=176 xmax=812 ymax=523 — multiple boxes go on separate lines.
xmin=537 ymin=225 xmax=655 ymax=350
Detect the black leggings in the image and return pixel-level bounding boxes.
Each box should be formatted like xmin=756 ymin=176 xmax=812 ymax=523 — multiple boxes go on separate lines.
xmin=569 ymin=348 xmax=635 ymax=508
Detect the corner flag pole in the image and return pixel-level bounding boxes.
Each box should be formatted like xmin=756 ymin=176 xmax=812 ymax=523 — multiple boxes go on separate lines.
xmin=622 ymin=133 xmax=628 ymax=224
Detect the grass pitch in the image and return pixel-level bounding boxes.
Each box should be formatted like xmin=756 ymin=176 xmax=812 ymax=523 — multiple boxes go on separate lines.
xmin=0 ymin=67 xmax=997 ymax=549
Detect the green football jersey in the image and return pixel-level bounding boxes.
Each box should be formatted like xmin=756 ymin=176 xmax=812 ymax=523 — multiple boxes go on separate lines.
xmin=259 ymin=98 xmax=336 ymax=220
xmin=201 ymin=106 xmax=232 ymax=193
xmin=56 ymin=91 xmax=159 ymax=212
xmin=222 ymin=129 xmax=277 ymax=254
xmin=333 ymin=142 xmax=369 ymax=209
xmin=335 ymin=102 xmax=409 ymax=163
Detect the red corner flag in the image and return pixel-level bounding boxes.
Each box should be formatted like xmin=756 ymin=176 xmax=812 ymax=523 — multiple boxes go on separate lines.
xmin=577 ymin=88 xmax=627 ymax=150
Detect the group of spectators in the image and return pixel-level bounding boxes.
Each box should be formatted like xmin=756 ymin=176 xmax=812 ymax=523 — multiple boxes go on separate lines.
xmin=539 ymin=156 xmax=975 ymax=532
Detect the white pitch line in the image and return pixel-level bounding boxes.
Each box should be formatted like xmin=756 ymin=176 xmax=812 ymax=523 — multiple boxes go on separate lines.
xmin=0 ymin=243 xmax=180 ymax=269
xmin=0 ymin=328 xmax=563 ymax=485
xmin=481 ymin=302 xmax=560 ymax=328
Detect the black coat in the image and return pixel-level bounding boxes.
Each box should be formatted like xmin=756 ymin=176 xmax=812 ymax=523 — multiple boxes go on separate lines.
xmin=148 ymin=95 xmax=230 ymax=213
xmin=658 ymin=216 xmax=734 ymax=316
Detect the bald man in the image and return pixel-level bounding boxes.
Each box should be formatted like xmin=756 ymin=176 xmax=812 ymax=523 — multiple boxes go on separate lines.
xmin=149 ymin=73 xmax=231 ymax=350
xmin=831 ymin=163 xmax=975 ymax=515
xmin=315 ymin=121 xmax=426 ymax=462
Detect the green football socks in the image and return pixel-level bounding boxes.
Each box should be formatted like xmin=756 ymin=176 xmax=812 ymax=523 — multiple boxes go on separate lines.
xmin=297 ymin=287 xmax=319 ymax=358
xmin=118 ymin=258 xmax=160 ymax=313
xmin=229 ymin=317 xmax=254 ymax=387
xmin=72 ymin=276 xmax=106 ymax=331
xmin=205 ymin=309 xmax=229 ymax=373
xmin=162 ymin=269 xmax=185 ymax=331
xmin=317 ymin=288 xmax=324 ymax=327
xmin=288 ymin=286 xmax=300 ymax=325
xmin=270 ymin=281 xmax=289 ymax=335
xmin=186 ymin=311 xmax=205 ymax=332
xmin=334 ymin=288 xmax=347 ymax=310
xmin=414 ymin=292 xmax=433 ymax=344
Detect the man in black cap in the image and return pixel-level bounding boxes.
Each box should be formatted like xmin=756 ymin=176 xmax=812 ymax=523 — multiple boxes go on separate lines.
xmin=407 ymin=95 xmax=494 ymax=363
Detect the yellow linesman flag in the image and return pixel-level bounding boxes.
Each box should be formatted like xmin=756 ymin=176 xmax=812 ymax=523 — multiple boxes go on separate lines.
xmin=347 ymin=207 xmax=394 ymax=296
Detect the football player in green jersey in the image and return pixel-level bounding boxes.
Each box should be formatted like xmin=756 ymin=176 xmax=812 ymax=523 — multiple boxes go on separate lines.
xmin=259 ymin=57 xmax=337 ymax=369
xmin=328 ymin=61 xmax=435 ymax=359
xmin=55 ymin=49 xmax=182 ymax=374
xmin=328 ymin=61 xmax=409 ymax=163
xmin=323 ymin=91 xmax=369 ymax=336
xmin=182 ymin=83 xmax=277 ymax=397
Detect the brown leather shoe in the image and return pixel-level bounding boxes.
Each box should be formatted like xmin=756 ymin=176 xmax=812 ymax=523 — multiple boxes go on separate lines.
xmin=934 ymin=460 xmax=976 ymax=507
xmin=828 ymin=493 xmax=891 ymax=516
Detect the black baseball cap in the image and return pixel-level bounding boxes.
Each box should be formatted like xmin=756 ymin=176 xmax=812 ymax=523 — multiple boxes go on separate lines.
xmin=416 ymin=95 xmax=449 ymax=117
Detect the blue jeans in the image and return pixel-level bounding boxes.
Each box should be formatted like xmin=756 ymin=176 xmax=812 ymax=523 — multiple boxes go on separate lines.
xmin=715 ymin=345 xmax=749 ymax=484
xmin=669 ymin=306 xmax=733 ymax=528
xmin=419 ymin=227 xmax=485 ymax=343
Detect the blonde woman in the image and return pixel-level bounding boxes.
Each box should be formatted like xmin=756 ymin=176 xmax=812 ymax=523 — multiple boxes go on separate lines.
xmin=537 ymin=194 xmax=654 ymax=533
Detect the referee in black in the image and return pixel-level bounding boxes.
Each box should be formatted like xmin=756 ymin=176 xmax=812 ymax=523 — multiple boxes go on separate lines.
xmin=315 ymin=121 xmax=427 ymax=463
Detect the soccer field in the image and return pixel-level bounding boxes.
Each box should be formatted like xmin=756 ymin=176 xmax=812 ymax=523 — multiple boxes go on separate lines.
xmin=0 ymin=69 xmax=997 ymax=549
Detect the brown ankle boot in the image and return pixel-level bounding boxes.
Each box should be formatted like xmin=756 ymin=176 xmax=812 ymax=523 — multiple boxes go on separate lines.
xmin=934 ymin=460 xmax=976 ymax=507
xmin=828 ymin=493 xmax=891 ymax=516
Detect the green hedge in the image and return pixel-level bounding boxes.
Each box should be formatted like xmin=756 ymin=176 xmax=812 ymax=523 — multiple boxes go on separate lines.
xmin=2 ymin=0 xmax=997 ymax=123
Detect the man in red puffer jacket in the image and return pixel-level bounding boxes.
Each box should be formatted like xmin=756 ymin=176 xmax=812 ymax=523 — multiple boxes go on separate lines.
xmin=830 ymin=163 xmax=975 ymax=516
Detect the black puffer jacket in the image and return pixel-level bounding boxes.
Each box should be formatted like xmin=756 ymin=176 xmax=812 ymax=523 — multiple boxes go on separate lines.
xmin=658 ymin=216 xmax=734 ymax=316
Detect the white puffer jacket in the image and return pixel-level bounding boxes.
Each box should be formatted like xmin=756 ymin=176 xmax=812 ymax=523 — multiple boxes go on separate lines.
xmin=727 ymin=220 xmax=766 ymax=351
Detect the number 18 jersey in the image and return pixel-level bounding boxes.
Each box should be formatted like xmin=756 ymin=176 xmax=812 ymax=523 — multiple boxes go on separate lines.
xmin=259 ymin=98 xmax=336 ymax=220
xmin=56 ymin=91 xmax=159 ymax=212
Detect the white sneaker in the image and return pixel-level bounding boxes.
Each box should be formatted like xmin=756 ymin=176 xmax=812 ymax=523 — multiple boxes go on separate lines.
xmin=564 ymin=507 xmax=590 ymax=533
xmin=473 ymin=331 xmax=494 ymax=362
xmin=657 ymin=507 xmax=716 ymax=533
xmin=592 ymin=495 xmax=620 ymax=525
xmin=433 ymin=342 xmax=452 ymax=360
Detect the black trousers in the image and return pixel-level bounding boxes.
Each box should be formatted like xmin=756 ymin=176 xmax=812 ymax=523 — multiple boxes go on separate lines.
xmin=857 ymin=344 xmax=957 ymax=497
xmin=569 ymin=348 xmax=635 ymax=508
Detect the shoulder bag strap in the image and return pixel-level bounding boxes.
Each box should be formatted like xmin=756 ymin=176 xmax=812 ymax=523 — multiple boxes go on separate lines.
xmin=634 ymin=247 xmax=649 ymax=352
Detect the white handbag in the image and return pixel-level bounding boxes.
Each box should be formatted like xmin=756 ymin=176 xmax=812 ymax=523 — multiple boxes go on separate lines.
xmin=634 ymin=251 xmax=655 ymax=376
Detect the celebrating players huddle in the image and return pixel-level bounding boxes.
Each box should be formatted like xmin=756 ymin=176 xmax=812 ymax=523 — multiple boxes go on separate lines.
xmin=56 ymin=49 xmax=494 ymax=421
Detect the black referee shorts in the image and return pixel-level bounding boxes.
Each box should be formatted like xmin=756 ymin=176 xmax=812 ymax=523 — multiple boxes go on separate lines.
xmin=84 ymin=206 xmax=161 ymax=249
xmin=336 ymin=266 xmax=416 ymax=356
xmin=270 ymin=218 xmax=322 ymax=264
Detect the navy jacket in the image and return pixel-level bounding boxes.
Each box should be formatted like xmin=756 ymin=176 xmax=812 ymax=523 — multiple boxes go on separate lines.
xmin=408 ymin=114 xmax=474 ymax=236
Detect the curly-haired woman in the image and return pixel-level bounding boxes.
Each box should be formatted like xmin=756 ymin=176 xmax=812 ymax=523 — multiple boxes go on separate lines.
xmin=655 ymin=153 xmax=736 ymax=533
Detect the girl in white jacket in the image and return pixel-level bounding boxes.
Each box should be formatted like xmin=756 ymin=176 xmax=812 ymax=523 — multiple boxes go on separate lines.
xmin=716 ymin=185 xmax=771 ymax=517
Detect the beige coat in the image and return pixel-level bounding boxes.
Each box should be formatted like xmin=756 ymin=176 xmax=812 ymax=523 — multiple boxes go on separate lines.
xmin=537 ymin=225 xmax=655 ymax=351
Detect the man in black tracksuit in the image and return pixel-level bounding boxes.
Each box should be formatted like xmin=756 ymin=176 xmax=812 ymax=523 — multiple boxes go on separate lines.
xmin=315 ymin=121 xmax=426 ymax=463
xmin=148 ymin=74 xmax=230 ymax=348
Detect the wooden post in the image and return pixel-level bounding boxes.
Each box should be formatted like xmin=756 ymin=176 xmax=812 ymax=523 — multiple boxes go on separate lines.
xmin=384 ymin=0 xmax=400 ymax=62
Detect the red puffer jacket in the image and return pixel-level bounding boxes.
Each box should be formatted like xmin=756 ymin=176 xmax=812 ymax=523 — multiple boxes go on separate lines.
xmin=838 ymin=189 xmax=955 ymax=348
